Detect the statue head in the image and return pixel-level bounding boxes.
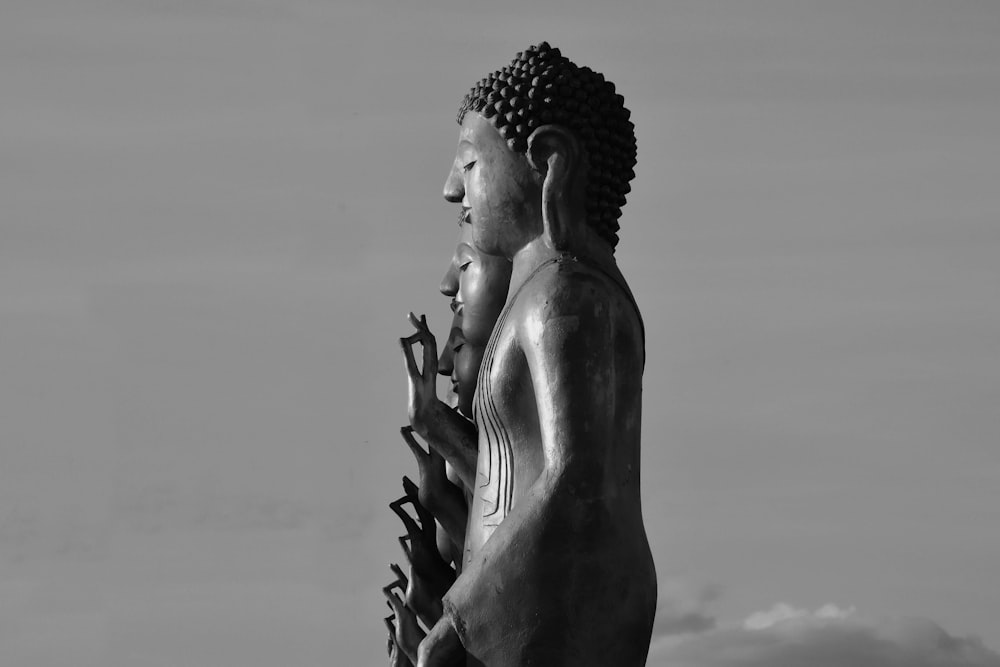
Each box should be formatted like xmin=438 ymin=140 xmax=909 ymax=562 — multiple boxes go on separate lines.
xmin=438 ymin=214 xmax=512 ymax=416
xmin=444 ymin=42 xmax=636 ymax=253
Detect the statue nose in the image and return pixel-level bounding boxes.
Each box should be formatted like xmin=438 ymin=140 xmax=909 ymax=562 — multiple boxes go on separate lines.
xmin=438 ymin=327 xmax=458 ymax=376
xmin=443 ymin=165 xmax=464 ymax=203
xmin=440 ymin=260 xmax=460 ymax=297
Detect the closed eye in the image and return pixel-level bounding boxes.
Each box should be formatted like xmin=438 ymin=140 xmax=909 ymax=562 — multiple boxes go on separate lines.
xmin=462 ymin=161 xmax=476 ymax=172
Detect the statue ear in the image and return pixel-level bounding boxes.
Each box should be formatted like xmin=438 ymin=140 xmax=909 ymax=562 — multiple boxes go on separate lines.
xmin=526 ymin=125 xmax=581 ymax=252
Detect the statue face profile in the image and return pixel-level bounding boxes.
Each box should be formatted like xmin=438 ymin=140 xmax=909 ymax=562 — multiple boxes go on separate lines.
xmin=443 ymin=112 xmax=543 ymax=259
xmin=439 ymin=219 xmax=512 ymax=416
xmin=445 ymin=41 xmax=637 ymax=253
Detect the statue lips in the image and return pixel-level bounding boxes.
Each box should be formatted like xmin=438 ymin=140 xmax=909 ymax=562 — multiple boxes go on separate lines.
xmin=447 ymin=300 xmax=466 ymax=396
xmin=447 ymin=326 xmax=465 ymax=393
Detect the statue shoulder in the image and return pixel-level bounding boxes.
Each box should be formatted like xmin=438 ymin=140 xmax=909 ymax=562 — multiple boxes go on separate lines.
xmin=511 ymin=256 xmax=636 ymax=325
xmin=505 ymin=256 xmax=645 ymax=364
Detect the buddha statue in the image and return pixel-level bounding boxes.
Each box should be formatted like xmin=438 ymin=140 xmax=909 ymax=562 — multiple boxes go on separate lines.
xmin=412 ymin=42 xmax=657 ymax=667
xmin=398 ymin=214 xmax=513 ymax=537
xmin=387 ymin=216 xmax=513 ymax=665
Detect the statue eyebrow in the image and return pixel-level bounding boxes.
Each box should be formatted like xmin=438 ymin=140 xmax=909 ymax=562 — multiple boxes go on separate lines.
xmin=457 ymin=243 xmax=476 ymax=260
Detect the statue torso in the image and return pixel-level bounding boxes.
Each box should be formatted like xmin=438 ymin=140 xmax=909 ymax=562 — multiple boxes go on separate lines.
xmin=465 ymin=255 xmax=648 ymax=564
xmin=466 ymin=261 xmax=546 ymax=564
xmin=450 ymin=255 xmax=657 ymax=666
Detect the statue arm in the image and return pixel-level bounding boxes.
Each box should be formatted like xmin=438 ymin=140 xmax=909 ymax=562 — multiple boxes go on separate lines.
xmin=401 ymin=427 xmax=468 ymax=551
xmin=418 ymin=402 xmax=478 ymax=491
xmin=401 ymin=314 xmax=478 ymax=490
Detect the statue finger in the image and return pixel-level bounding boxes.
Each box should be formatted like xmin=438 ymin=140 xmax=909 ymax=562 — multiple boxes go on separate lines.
xmin=403 ymin=313 xmax=440 ymax=383
xmin=407 ymin=311 xmax=425 ymax=332
xmin=389 ymin=496 xmax=420 ymax=536
xmin=401 ymin=476 xmax=434 ymax=525
xmin=407 ymin=312 xmax=434 ymax=343
xmin=399 ymin=334 xmax=421 ymax=379
xmin=385 ymin=618 xmax=399 ymax=663
xmin=383 ymin=586 xmax=405 ymax=618
xmin=384 ymin=577 xmax=406 ymax=597
xmin=421 ymin=327 xmax=438 ymax=379
xmin=404 ymin=313 xmax=438 ymax=378
xmin=401 ymin=476 xmax=420 ymax=502
xmin=398 ymin=534 xmax=413 ymax=563
xmin=390 ymin=562 xmax=409 ymax=589
xmin=403 ymin=479 xmax=437 ymax=537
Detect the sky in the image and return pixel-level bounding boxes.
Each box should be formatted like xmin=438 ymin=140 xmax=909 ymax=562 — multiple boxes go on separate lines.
xmin=1 ymin=1 xmax=998 ymax=665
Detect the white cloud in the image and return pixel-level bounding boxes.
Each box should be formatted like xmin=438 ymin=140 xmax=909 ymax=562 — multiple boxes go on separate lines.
xmin=651 ymin=580 xmax=722 ymax=637
xmin=649 ymin=602 xmax=1000 ymax=667
xmin=744 ymin=602 xmax=857 ymax=630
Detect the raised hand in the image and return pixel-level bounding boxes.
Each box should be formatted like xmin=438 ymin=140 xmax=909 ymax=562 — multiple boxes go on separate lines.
xmin=386 ymin=629 xmax=412 ymax=667
xmin=383 ymin=571 xmax=423 ymax=665
xmin=385 ymin=600 xmax=414 ymax=667
xmin=400 ymin=312 xmax=440 ymax=439
xmin=400 ymin=427 xmax=467 ymax=551
xmin=399 ymin=312 xmax=478 ymax=506
xmin=390 ymin=484 xmax=456 ymax=626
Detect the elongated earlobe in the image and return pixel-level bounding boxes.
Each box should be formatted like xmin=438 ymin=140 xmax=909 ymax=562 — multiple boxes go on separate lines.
xmin=527 ymin=125 xmax=581 ymax=253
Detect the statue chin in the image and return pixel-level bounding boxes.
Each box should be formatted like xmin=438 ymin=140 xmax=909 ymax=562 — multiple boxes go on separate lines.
xmin=454 ymin=346 xmax=485 ymax=418
xmin=442 ymin=386 xmax=459 ymax=410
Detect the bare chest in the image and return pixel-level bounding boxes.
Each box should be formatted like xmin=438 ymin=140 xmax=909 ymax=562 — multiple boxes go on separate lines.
xmin=466 ymin=322 xmax=543 ymax=556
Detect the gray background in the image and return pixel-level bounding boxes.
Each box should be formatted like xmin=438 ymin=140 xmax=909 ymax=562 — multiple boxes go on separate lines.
xmin=2 ymin=1 xmax=998 ymax=665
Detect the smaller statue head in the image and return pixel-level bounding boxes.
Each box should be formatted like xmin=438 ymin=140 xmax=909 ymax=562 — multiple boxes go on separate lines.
xmin=443 ymin=42 xmax=636 ymax=256
xmin=438 ymin=215 xmax=512 ymax=416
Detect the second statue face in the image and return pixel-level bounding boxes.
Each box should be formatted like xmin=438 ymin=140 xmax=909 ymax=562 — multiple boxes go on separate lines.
xmin=439 ymin=219 xmax=512 ymax=417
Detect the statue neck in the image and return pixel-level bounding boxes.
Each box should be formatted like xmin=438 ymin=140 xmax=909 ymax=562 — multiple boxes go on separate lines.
xmin=508 ymin=238 xmax=559 ymax=295
xmin=507 ymin=227 xmax=619 ymax=297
